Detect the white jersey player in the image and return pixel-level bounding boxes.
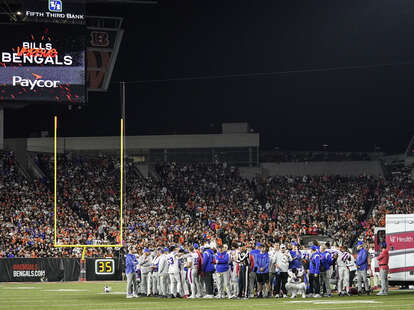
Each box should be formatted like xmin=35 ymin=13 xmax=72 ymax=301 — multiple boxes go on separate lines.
xmin=229 ymin=249 xmax=239 ymax=297
xmin=139 ymin=249 xmax=153 ymax=296
xmin=179 ymin=250 xmax=190 ymax=297
xmin=167 ymin=246 xmax=182 ymax=297
xmin=368 ymin=246 xmax=380 ymax=289
xmin=300 ymin=249 xmax=311 ymax=263
xmin=347 ymin=251 xmax=357 ymax=288
xmin=149 ymin=249 xmax=161 ymax=296
xmin=285 ymin=268 xmax=306 ymax=298
xmin=337 ymin=246 xmax=351 ymax=296
xmin=157 ymin=248 xmax=169 ymax=297
xmin=186 ymin=244 xmax=203 ymax=298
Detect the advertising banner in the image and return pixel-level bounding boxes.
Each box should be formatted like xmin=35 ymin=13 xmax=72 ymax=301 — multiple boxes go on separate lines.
xmin=0 ymin=258 xmax=122 ymax=282
xmin=23 ymin=0 xmax=86 ymax=25
xmin=0 ymin=258 xmax=79 ymax=282
xmin=0 ymin=22 xmax=86 ymax=104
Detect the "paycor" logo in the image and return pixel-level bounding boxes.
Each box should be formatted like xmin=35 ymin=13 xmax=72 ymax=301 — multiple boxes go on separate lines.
xmin=12 ymin=76 xmax=61 ymax=90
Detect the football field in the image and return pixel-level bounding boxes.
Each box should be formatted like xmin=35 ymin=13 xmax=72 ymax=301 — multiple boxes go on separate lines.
xmin=1 ymin=282 xmax=414 ymax=310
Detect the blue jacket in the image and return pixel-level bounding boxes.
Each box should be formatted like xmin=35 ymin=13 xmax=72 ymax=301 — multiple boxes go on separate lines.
xmin=215 ymin=251 xmax=230 ymax=273
xmin=309 ymin=252 xmax=320 ymax=274
xmin=202 ymin=249 xmax=215 ymax=273
xmin=356 ymin=248 xmax=368 ymax=270
xmin=256 ymin=252 xmax=270 ymax=274
xmin=250 ymin=249 xmax=260 ymax=272
xmin=126 ymin=253 xmax=138 ymax=275
xmin=320 ymin=251 xmax=332 ymax=271
xmin=289 ymin=250 xmax=302 ymax=269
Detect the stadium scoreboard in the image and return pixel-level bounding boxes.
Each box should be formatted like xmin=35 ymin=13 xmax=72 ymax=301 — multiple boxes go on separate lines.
xmin=1 ymin=23 xmax=86 ymax=103
xmin=0 ymin=0 xmax=86 ymax=104
xmin=95 ymin=259 xmax=115 ymax=275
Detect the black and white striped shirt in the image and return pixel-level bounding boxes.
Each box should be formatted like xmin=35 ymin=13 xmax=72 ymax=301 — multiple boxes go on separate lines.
xmin=236 ymin=251 xmax=250 ymax=266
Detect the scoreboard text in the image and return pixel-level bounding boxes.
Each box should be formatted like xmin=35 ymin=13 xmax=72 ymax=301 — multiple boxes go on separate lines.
xmin=0 ymin=23 xmax=86 ymax=104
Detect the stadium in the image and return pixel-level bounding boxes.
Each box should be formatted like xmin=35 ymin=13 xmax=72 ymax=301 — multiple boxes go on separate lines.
xmin=1 ymin=0 xmax=414 ymax=310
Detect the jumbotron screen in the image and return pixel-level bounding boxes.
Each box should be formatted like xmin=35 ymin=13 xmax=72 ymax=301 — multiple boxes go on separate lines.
xmin=0 ymin=23 xmax=86 ymax=103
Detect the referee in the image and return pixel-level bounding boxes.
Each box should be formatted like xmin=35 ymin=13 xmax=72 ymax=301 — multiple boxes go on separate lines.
xmin=236 ymin=243 xmax=250 ymax=298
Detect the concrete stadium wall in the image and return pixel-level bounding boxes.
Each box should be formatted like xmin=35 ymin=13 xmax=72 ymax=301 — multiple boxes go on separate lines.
xmin=261 ymin=161 xmax=384 ymax=177
xmin=23 ymin=133 xmax=259 ymax=153
xmin=239 ymin=167 xmax=263 ymax=179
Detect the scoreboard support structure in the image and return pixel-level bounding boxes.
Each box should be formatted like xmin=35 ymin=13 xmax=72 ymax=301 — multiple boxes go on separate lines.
xmin=53 ymin=116 xmax=124 ymax=280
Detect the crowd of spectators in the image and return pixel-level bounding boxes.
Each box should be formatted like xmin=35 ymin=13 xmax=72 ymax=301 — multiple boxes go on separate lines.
xmin=39 ymin=153 xmax=126 ymax=257
xmin=0 ymin=150 xmax=413 ymax=258
xmin=135 ymin=162 xmax=373 ymax=249
xmin=0 ymin=151 xmax=87 ymax=258
xmin=360 ymin=170 xmax=414 ymax=243
xmin=52 ymin=153 xmax=121 ymax=245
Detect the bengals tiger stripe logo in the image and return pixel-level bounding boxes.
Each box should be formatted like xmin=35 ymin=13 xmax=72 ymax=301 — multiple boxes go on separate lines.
xmin=90 ymin=31 xmax=110 ymax=47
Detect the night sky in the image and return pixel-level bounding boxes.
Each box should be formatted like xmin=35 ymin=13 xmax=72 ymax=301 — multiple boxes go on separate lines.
xmin=4 ymin=0 xmax=414 ymax=153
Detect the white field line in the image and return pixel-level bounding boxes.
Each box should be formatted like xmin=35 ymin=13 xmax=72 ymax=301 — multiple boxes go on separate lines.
xmin=294 ymin=304 xmax=414 ymax=310
xmin=1 ymin=287 xmax=39 ymax=289
xmin=83 ymin=303 xmax=414 ymax=310
xmin=2 ymin=302 xmax=414 ymax=310
xmin=0 ymin=292 xmax=413 ymax=310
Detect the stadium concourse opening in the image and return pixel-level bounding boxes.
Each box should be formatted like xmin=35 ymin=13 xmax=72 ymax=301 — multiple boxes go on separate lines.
xmin=53 ymin=116 xmax=124 ymax=264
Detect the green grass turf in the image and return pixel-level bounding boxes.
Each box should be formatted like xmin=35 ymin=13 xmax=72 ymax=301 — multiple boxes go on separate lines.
xmin=1 ymin=282 xmax=414 ymax=310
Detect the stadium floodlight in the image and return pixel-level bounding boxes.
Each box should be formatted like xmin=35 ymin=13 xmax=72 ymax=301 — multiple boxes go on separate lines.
xmin=53 ymin=116 xmax=124 ymax=260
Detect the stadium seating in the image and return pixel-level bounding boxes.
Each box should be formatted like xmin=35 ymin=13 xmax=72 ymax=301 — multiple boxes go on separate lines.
xmin=0 ymin=151 xmax=90 ymax=257
xmin=1 ymin=151 xmax=413 ymax=257
xmin=359 ymin=171 xmax=414 ymax=243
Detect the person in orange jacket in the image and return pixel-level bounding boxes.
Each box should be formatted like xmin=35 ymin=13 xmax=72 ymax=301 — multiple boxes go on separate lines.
xmin=376 ymin=243 xmax=389 ymax=296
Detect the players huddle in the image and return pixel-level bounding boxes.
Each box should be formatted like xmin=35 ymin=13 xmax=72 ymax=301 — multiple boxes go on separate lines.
xmin=124 ymin=240 xmax=389 ymax=299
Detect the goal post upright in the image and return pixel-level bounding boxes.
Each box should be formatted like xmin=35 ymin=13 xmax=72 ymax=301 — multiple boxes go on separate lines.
xmin=120 ymin=118 xmax=124 ymax=246
xmin=120 ymin=81 xmax=126 ymax=247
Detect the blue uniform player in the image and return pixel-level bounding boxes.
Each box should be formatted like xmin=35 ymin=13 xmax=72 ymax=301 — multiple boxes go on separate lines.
xmin=126 ymin=246 xmax=139 ymax=298
xmin=356 ymin=241 xmax=370 ymax=295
